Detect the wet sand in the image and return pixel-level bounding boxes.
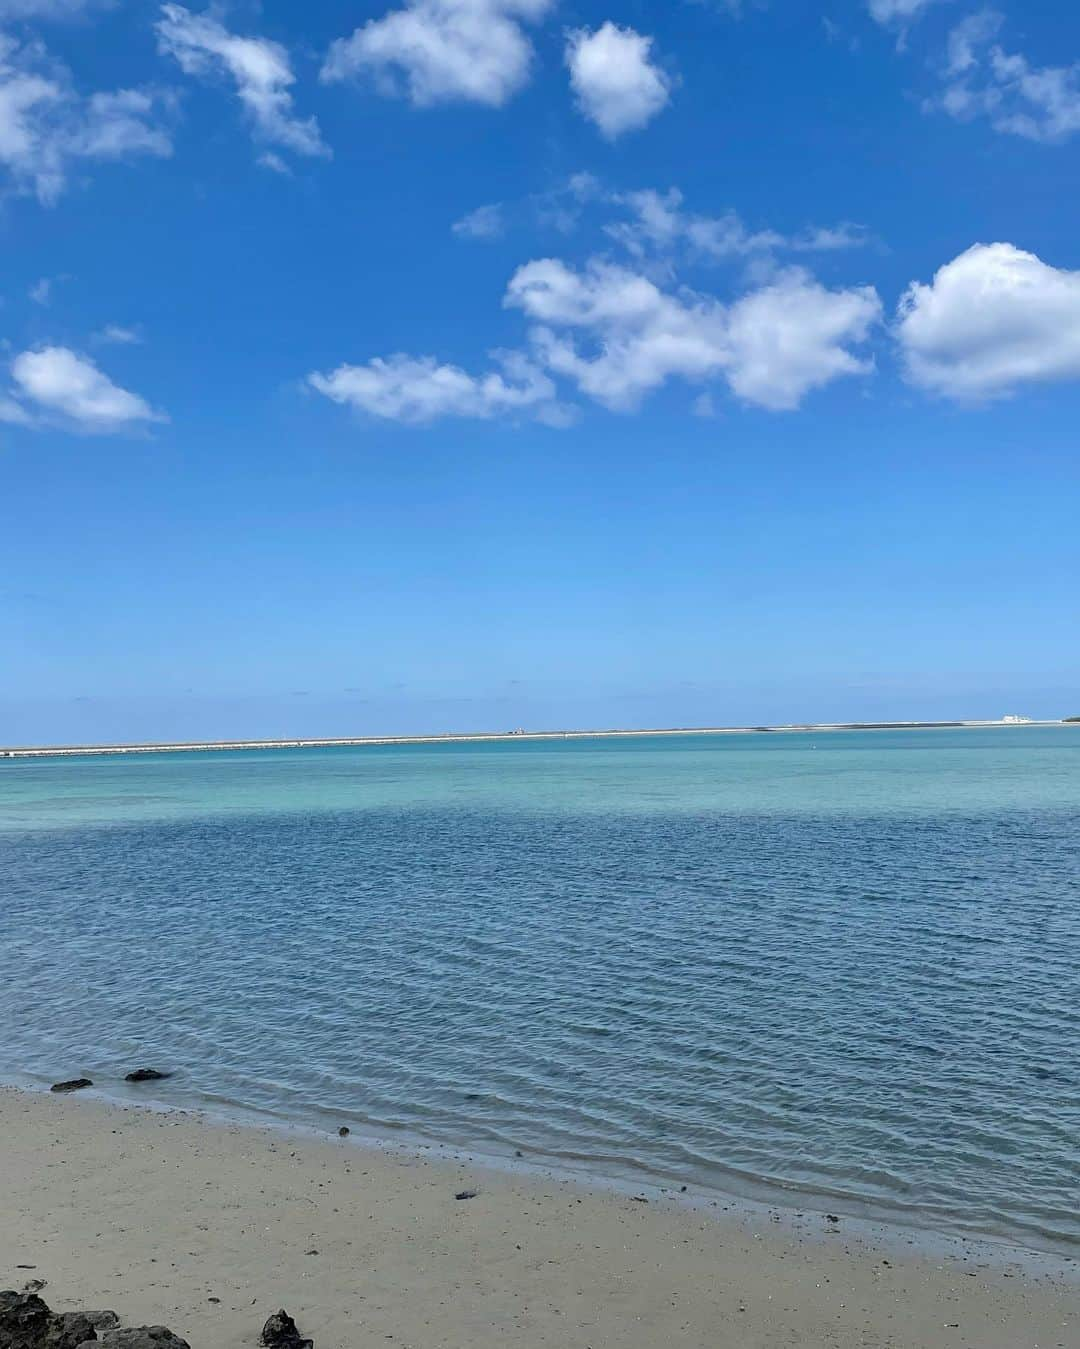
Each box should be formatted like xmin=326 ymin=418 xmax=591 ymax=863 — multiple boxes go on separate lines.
xmin=1 ymin=1087 xmax=1076 ymax=1348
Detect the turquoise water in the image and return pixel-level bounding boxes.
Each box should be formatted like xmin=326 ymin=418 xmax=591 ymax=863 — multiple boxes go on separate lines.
xmin=1 ymin=728 xmax=1078 ymax=1251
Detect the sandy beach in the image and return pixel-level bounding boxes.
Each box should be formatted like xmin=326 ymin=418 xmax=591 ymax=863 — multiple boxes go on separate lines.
xmin=1 ymin=1088 xmax=1075 ymax=1349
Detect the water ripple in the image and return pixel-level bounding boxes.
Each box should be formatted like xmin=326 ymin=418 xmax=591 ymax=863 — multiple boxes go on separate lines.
xmin=0 ymin=732 xmax=1078 ymax=1253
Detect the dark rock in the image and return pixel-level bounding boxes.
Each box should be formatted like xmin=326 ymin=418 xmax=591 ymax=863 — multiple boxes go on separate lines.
xmin=260 ymin=1309 xmax=313 ymax=1348
xmin=80 ymin=1316 xmax=118 ymax=1333
xmin=50 ymin=1079 xmax=92 ymax=1094
xmin=825 ymin=1214 xmax=840 ymax=1224
xmin=337 ymin=1126 xmax=349 ymax=1137
xmin=45 ymin=1312 xmax=98 ymax=1346
xmin=124 ymin=1070 xmax=172 ymax=1084
xmin=0 ymin=1289 xmax=52 ymax=1348
xmin=89 ymin=1329 xmax=190 ymax=1348
xmin=454 ymin=1189 xmax=478 ymax=1201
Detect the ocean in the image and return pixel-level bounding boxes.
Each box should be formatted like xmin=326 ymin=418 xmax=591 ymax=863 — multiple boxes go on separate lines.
xmin=1 ymin=727 xmax=1077 ymax=1253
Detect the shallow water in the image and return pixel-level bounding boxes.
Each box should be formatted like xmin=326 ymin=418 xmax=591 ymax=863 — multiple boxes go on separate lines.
xmin=1 ymin=728 xmax=1078 ymax=1252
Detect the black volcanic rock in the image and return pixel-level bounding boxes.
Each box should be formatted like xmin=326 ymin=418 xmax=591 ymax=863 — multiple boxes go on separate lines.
xmin=50 ymin=1079 xmax=92 ymax=1094
xmin=260 ymin=1309 xmax=313 ymax=1348
xmin=78 ymin=1318 xmax=117 ymax=1334
xmin=0 ymin=1290 xmax=52 ymax=1347
xmin=44 ymin=1312 xmax=99 ymax=1347
xmin=123 ymin=1070 xmax=172 ymax=1084
xmin=83 ymin=1330 xmax=190 ymax=1348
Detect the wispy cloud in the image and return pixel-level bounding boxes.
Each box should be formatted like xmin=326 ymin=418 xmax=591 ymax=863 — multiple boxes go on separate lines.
xmin=157 ymin=5 xmax=329 ymax=162
xmin=452 ymin=202 xmax=505 ymax=240
xmin=0 ymin=33 xmax=172 ymax=204
xmin=93 ymin=323 xmax=142 ymax=345
xmin=0 ymin=0 xmax=108 ymax=17
xmin=309 ymin=350 xmax=571 ymax=426
xmin=605 ymin=188 xmax=871 ymax=268
xmin=935 ymin=12 xmax=1080 ymax=143
xmin=867 ymin=0 xmax=941 ymax=26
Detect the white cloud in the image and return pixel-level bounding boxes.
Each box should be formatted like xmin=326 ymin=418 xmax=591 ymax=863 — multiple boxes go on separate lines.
xmin=0 ymin=0 xmax=104 ymax=16
xmin=71 ymin=88 xmax=173 ymax=158
xmin=944 ymin=10 xmax=1001 ymax=77
xmin=722 ymin=272 xmax=881 ymax=409
xmin=93 ymin=323 xmax=141 ymax=345
xmin=7 ymin=345 xmax=164 ymax=431
xmin=157 ymin=5 xmax=328 ymax=160
xmin=566 ymin=23 xmax=671 ymax=139
xmin=0 ymin=394 xmax=33 ymax=425
xmin=937 ymin=14 xmax=1080 ymax=143
xmin=257 ymin=150 xmax=290 ymax=175
xmin=29 ymin=276 xmax=52 ymax=304
xmin=606 ymin=187 xmax=868 ymax=264
xmin=452 ymin=202 xmax=504 ymax=239
xmin=321 ymin=0 xmax=553 ymax=108
xmin=308 ymin=350 xmax=567 ymax=425
xmin=0 ymin=34 xmax=171 ymax=203
xmin=506 ymin=257 xmax=881 ymax=411
xmin=867 ymin=0 xmax=939 ymax=24
xmin=897 ymin=242 xmax=1080 ymax=400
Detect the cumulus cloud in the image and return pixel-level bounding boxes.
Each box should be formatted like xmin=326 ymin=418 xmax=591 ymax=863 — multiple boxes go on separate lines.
xmin=308 ymin=350 xmax=568 ymax=425
xmin=5 ymin=346 xmax=164 ymax=431
xmin=157 ymin=4 xmax=328 ymax=160
xmin=0 ymin=34 xmax=171 ymax=203
xmin=897 ymin=242 xmax=1080 ymax=400
xmin=937 ymin=13 xmax=1080 ymax=143
xmin=506 ymin=257 xmax=881 ymax=411
xmin=321 ymin=0 xmax=553 ymax=108
xmin=566 ymin=23 xmax=671 ymax=139
xmin=452 ymin=202 xmax=504 ymax=239
xmin=722 ymin=273 xmax=882 ymax=409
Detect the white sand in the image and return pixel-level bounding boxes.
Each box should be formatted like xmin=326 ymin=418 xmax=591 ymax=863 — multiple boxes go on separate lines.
xmin=1 ymin=1088 xmax=1075 ymax=1349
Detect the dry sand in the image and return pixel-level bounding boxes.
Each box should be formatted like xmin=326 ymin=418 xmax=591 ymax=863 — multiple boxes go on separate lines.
xmin=1 ymin=1087 xmax=1075 ymax=1349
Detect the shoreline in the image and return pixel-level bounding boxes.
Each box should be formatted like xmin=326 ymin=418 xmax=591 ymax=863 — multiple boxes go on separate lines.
xmin=1 ymin=718 xmax=1071 ymax=759
xmin=5 ymin=1071 xmax=1077 ymax=1268
xmin=2 ymin=1087 xmax=1075 ymax=1349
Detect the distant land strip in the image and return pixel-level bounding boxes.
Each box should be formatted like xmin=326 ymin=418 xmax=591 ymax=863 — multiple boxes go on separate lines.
xmin=1 ymin=719 xmax=1073 ymax=759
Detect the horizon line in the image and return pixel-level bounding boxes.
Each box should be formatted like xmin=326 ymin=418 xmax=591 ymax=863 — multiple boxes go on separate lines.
xmin=2 ymin=717 xmax=1074 ymax=759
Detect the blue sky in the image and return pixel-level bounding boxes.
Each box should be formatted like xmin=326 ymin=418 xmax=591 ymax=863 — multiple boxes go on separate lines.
xmin=2 ymin=0 xmax=1079 ymax=743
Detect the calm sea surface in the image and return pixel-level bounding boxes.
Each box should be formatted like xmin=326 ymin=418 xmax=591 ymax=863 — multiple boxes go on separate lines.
xmin=1 ymin=728 xmax=1078 ymax=1251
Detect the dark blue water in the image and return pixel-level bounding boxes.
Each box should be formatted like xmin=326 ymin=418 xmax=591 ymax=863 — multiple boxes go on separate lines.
xmin=1 ymin=728 xmax=1078 ymax=1251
